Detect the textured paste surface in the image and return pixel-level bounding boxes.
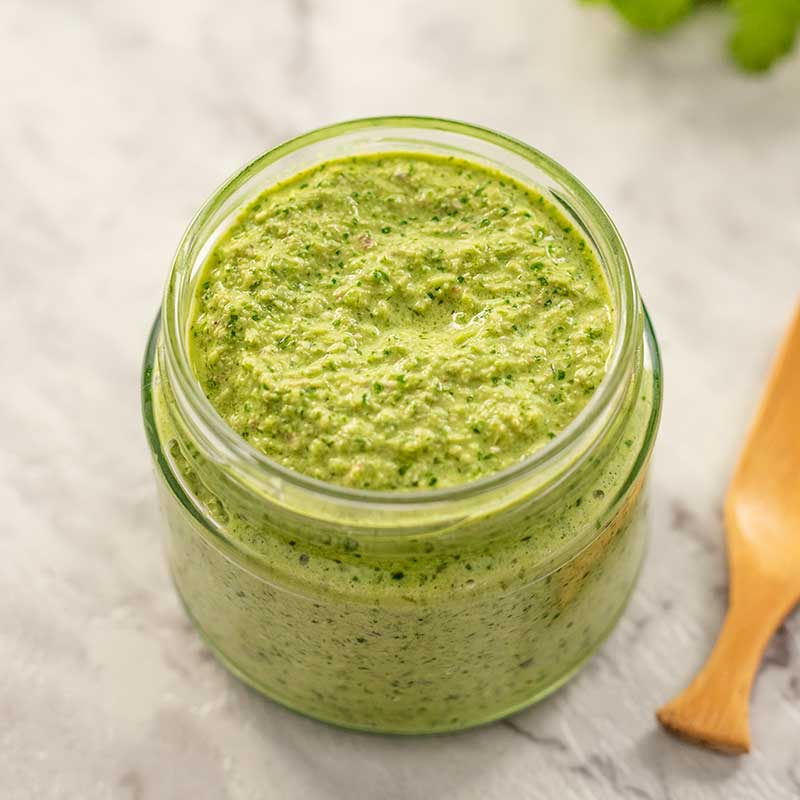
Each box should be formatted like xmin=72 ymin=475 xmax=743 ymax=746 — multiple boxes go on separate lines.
xmin=189 ymin=153 xmax=613 ymax=489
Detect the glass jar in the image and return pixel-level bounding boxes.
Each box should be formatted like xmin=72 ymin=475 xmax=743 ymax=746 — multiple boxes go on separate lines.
xmin=142 ymin=117 xmax=662 ymax=734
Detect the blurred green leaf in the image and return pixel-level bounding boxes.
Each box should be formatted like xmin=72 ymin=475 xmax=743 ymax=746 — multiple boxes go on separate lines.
xmin=609 ymin=0 xmax=696 ymax=31
xmin=729 ymin=0 xmax=800 ymax=71
xmin=585 ymin=0 xmax=800 ymax=71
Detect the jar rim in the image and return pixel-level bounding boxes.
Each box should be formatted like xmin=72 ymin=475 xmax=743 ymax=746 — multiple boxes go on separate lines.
xmin=161 ymin=116 xmax=644 ymax=511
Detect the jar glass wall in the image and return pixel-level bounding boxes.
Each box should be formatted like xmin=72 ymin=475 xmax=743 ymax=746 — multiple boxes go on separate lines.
xmin=142 ymin=118 xmax=662 ymax=734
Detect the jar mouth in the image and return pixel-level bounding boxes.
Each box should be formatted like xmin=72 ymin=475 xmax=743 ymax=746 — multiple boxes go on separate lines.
xmin=161 ymin=116 xmax=642 ymax=510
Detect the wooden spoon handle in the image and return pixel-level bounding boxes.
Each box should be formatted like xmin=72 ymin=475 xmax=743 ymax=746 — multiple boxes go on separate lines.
xmin=656 ymin=582 xmax=797 ymax=754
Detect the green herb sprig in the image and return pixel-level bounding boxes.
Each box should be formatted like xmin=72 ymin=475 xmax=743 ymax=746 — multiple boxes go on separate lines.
xmin=586 ymin=0 xmax=800 ymax=72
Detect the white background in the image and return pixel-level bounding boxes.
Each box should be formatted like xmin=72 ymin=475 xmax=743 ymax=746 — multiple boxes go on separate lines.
xmin=2 ymin=1 xmax=799 ymax=798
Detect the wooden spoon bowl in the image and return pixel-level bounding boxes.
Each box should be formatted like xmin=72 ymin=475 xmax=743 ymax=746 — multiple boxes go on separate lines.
xmin=656 ymin=302 xmax=800 ymax=754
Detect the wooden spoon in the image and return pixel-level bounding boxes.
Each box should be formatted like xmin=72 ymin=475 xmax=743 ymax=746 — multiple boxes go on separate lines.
xmin=656 ymin=302 xmax=800 ymax=754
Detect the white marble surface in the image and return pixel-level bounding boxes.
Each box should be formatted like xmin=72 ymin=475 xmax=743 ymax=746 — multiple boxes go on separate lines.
xmin=2 ymin=1 xmax=799 ymax=797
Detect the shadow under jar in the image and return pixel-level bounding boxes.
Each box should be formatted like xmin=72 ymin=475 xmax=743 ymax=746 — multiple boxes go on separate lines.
xmin=142 ymin=117 xmax=662 ymax=734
